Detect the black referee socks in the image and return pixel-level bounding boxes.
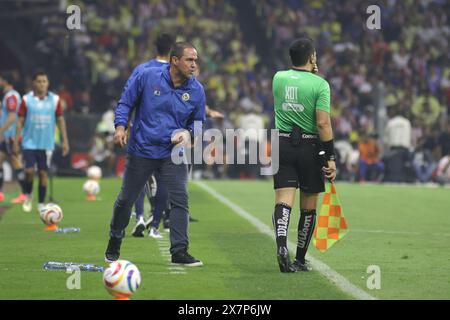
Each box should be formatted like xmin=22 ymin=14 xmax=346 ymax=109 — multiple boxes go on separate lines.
xmin=272 ymin=203 xmax=292 ymax=249
xmin=296 ymin=209 xmax=317 ymax=264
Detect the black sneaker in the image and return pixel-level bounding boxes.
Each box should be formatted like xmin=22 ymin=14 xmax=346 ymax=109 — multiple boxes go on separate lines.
xmin=105 ymin=237 xmax=122 ymax=263
xmin=171 ymin=251 xmax=203 ymax=267
xmin=292 ymin=259 xmax=312 ymax=272
xmin=277 ymin=247 xmax=295 ymax=273
xmin=132 ymin=219 xmax=146 ymax=237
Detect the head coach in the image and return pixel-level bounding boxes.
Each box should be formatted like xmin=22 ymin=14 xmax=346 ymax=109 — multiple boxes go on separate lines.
xmin=105 ymin=42 xmax=206 ymax=267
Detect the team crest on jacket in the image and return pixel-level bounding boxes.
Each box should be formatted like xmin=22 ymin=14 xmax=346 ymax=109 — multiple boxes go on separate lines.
xmin=182 ymin=93 xmax=190 ymax=101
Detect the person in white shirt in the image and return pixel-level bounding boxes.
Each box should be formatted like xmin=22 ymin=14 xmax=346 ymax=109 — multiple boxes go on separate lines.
xmin=384 ymin=107 xmax=412 ymax=151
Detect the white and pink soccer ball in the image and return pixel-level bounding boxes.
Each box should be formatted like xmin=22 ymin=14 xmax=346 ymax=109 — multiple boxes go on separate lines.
xmin=103 ymin=260 xmax=141 ymax=300
xmin=87 ymin=166 xmax=102 ymax=181
xmin=39 ymin=203 xmax=63 ymax=226
xmin=83 ymin=179 xmax=100 ymax=196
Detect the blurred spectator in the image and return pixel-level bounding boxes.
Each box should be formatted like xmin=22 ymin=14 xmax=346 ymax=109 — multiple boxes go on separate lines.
xmin=423 ymin=126 xmax=442 ymax=161
xmin=436 ymin=153 xmax=450 ymax=185
xmin=335 ymin=135 xmax=357 ymax=181
xmin=412 ymin=92 xmax=443 ymax=127
xmin=412 ymin=138 xmax=437 ymax=183
xmin=384 ymin=107 xmax=412 ymax=151
xmin=438 ymin=121 xmax=450 ymax=157
xmin=56 ymin=84 xmax=74 ymax=112
xmin=358 ymin=134 xmax=384 ymax=182
xmin=236 ymin=106 xmax=267 ymax=179
xmin=88 ymin=130 xmax=116 ymax=177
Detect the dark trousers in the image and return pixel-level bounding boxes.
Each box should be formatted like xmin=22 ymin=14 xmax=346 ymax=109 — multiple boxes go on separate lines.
xmin=149 ymin=172 xmax=169 ymax=228
xmin=109 ymin=155 xmax=189 ymax=255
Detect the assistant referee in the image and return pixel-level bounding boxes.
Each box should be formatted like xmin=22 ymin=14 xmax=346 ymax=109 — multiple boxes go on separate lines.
xmin=271 ymin=37 xmax=336 ymax=273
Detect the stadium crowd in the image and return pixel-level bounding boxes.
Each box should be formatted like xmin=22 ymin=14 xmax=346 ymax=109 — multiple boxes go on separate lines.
xmin=254 ymin=0 xmax=450 ymax=183
xmin=1 ymin=0 xmax=449 ymax=184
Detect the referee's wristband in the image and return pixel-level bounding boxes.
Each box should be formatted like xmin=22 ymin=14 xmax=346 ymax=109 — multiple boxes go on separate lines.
xmin=321 ymin=139 xmax=336 ymax=161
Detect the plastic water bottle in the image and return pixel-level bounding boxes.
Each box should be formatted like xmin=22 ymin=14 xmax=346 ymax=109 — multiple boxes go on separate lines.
xmin=43 ymin=261 xmax=104 ymax=272
xmin=55 ymin=227 xmax=81 ymax=233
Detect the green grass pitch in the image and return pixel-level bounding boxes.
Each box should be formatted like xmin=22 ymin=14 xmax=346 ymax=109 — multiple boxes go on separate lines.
xmin=0 ymin=178 xmax=449 ymax=299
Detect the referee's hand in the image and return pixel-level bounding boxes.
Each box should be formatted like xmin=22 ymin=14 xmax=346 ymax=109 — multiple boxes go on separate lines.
xmin=322 ymin=160 xmax=337 ymax=182
xmin=114 ymin=126 xmax=128 ymax=148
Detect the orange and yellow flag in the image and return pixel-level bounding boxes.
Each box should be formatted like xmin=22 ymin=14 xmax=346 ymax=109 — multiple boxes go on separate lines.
xmin=313 ymin=182 xmax=349 ymax=252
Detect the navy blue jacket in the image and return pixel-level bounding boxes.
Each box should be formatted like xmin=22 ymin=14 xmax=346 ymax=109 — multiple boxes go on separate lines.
xmin=115 ymin=65 xmax=206 ymax=159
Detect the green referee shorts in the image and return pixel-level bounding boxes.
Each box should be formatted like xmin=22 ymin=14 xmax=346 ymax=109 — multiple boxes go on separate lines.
xmin=273 ymin=136 xmax=325 ymax=193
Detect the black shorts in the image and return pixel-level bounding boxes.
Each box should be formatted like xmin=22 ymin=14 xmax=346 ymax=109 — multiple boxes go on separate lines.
xmin=22 ymin=150 xmax=50 ymax=171
xmin=273 ymin=136 xmax=325 ymax=193
xmin=0 ymin=137 xmax=14 ymax=154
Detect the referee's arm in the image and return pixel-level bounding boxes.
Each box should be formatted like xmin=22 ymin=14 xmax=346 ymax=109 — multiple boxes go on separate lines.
xmin=316 ymin=79 xmax=336 ymax=181
xmin=316 ymin=109 xmax=336 ymax=181
xmin=316 ymin=110 xmax=333 ymax=142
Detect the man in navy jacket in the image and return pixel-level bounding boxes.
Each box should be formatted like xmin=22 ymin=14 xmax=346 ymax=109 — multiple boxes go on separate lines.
xmin=105 ymin=42 xmax=206 ymax=266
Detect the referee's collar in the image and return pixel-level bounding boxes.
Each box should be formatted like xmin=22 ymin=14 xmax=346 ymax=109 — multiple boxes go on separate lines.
xmin=291 ymin=67 xmax=312 ymax=73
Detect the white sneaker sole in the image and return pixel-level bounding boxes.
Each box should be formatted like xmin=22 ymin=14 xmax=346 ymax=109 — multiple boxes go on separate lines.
xmin=104 ymin=256 xmax=118 ymax=264
xmin=171 ymin=261 xmax=203 ymax=267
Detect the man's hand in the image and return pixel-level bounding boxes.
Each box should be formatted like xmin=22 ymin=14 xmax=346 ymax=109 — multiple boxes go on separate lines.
xmin=207 ymin=109 xmax=224 ymax=119
xmin=62 ymin=140 xmax=70 ymax=156
xmin=114 ymin=126 xmax=128 ymax=148
xmin=171 ymin=129 xmax=191 ymax=147
xmin=322 ymin=160 xmax=337 ymax=182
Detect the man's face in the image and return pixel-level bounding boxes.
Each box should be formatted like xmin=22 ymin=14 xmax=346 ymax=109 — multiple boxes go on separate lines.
xmin=173 ymin=48 xmax=198 ymax=78
xmin=34 ymin=75 xmax=49 ymax=94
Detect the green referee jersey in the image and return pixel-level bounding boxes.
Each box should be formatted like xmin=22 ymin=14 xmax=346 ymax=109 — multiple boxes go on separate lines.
xmin=272 ymin=69 xmax=331 ymax=134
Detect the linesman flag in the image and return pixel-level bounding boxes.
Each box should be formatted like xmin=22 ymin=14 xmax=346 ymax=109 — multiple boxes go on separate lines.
xmin=313 ymin=182 xmax=349 ymax=252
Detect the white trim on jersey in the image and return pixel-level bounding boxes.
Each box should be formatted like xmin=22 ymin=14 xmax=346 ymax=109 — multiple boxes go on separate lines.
xmin=52 ymin=94 xmax=60 ymax=113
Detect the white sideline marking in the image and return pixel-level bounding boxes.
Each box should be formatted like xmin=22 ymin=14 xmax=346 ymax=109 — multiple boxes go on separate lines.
xmin=170 ymin=271 xmax=187 ymax=275
xmin=194 ymin=181 xmax=377 ymax=300
xmin=169 ymin=266 xmax=185 ymax=269
xmin=152 ymin=232 xmax=187 ymax=275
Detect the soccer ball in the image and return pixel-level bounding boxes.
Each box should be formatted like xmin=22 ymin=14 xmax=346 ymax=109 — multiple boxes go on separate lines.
xmin=87 ymin=166 xmax=102 ymax=180
xmin=103 ymin=260 xmax=141 ymax=299
xmin=39 ymin=203 xmax=63 ymax=226
xmin=83 ymin=179 xmax=100 ymax=196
